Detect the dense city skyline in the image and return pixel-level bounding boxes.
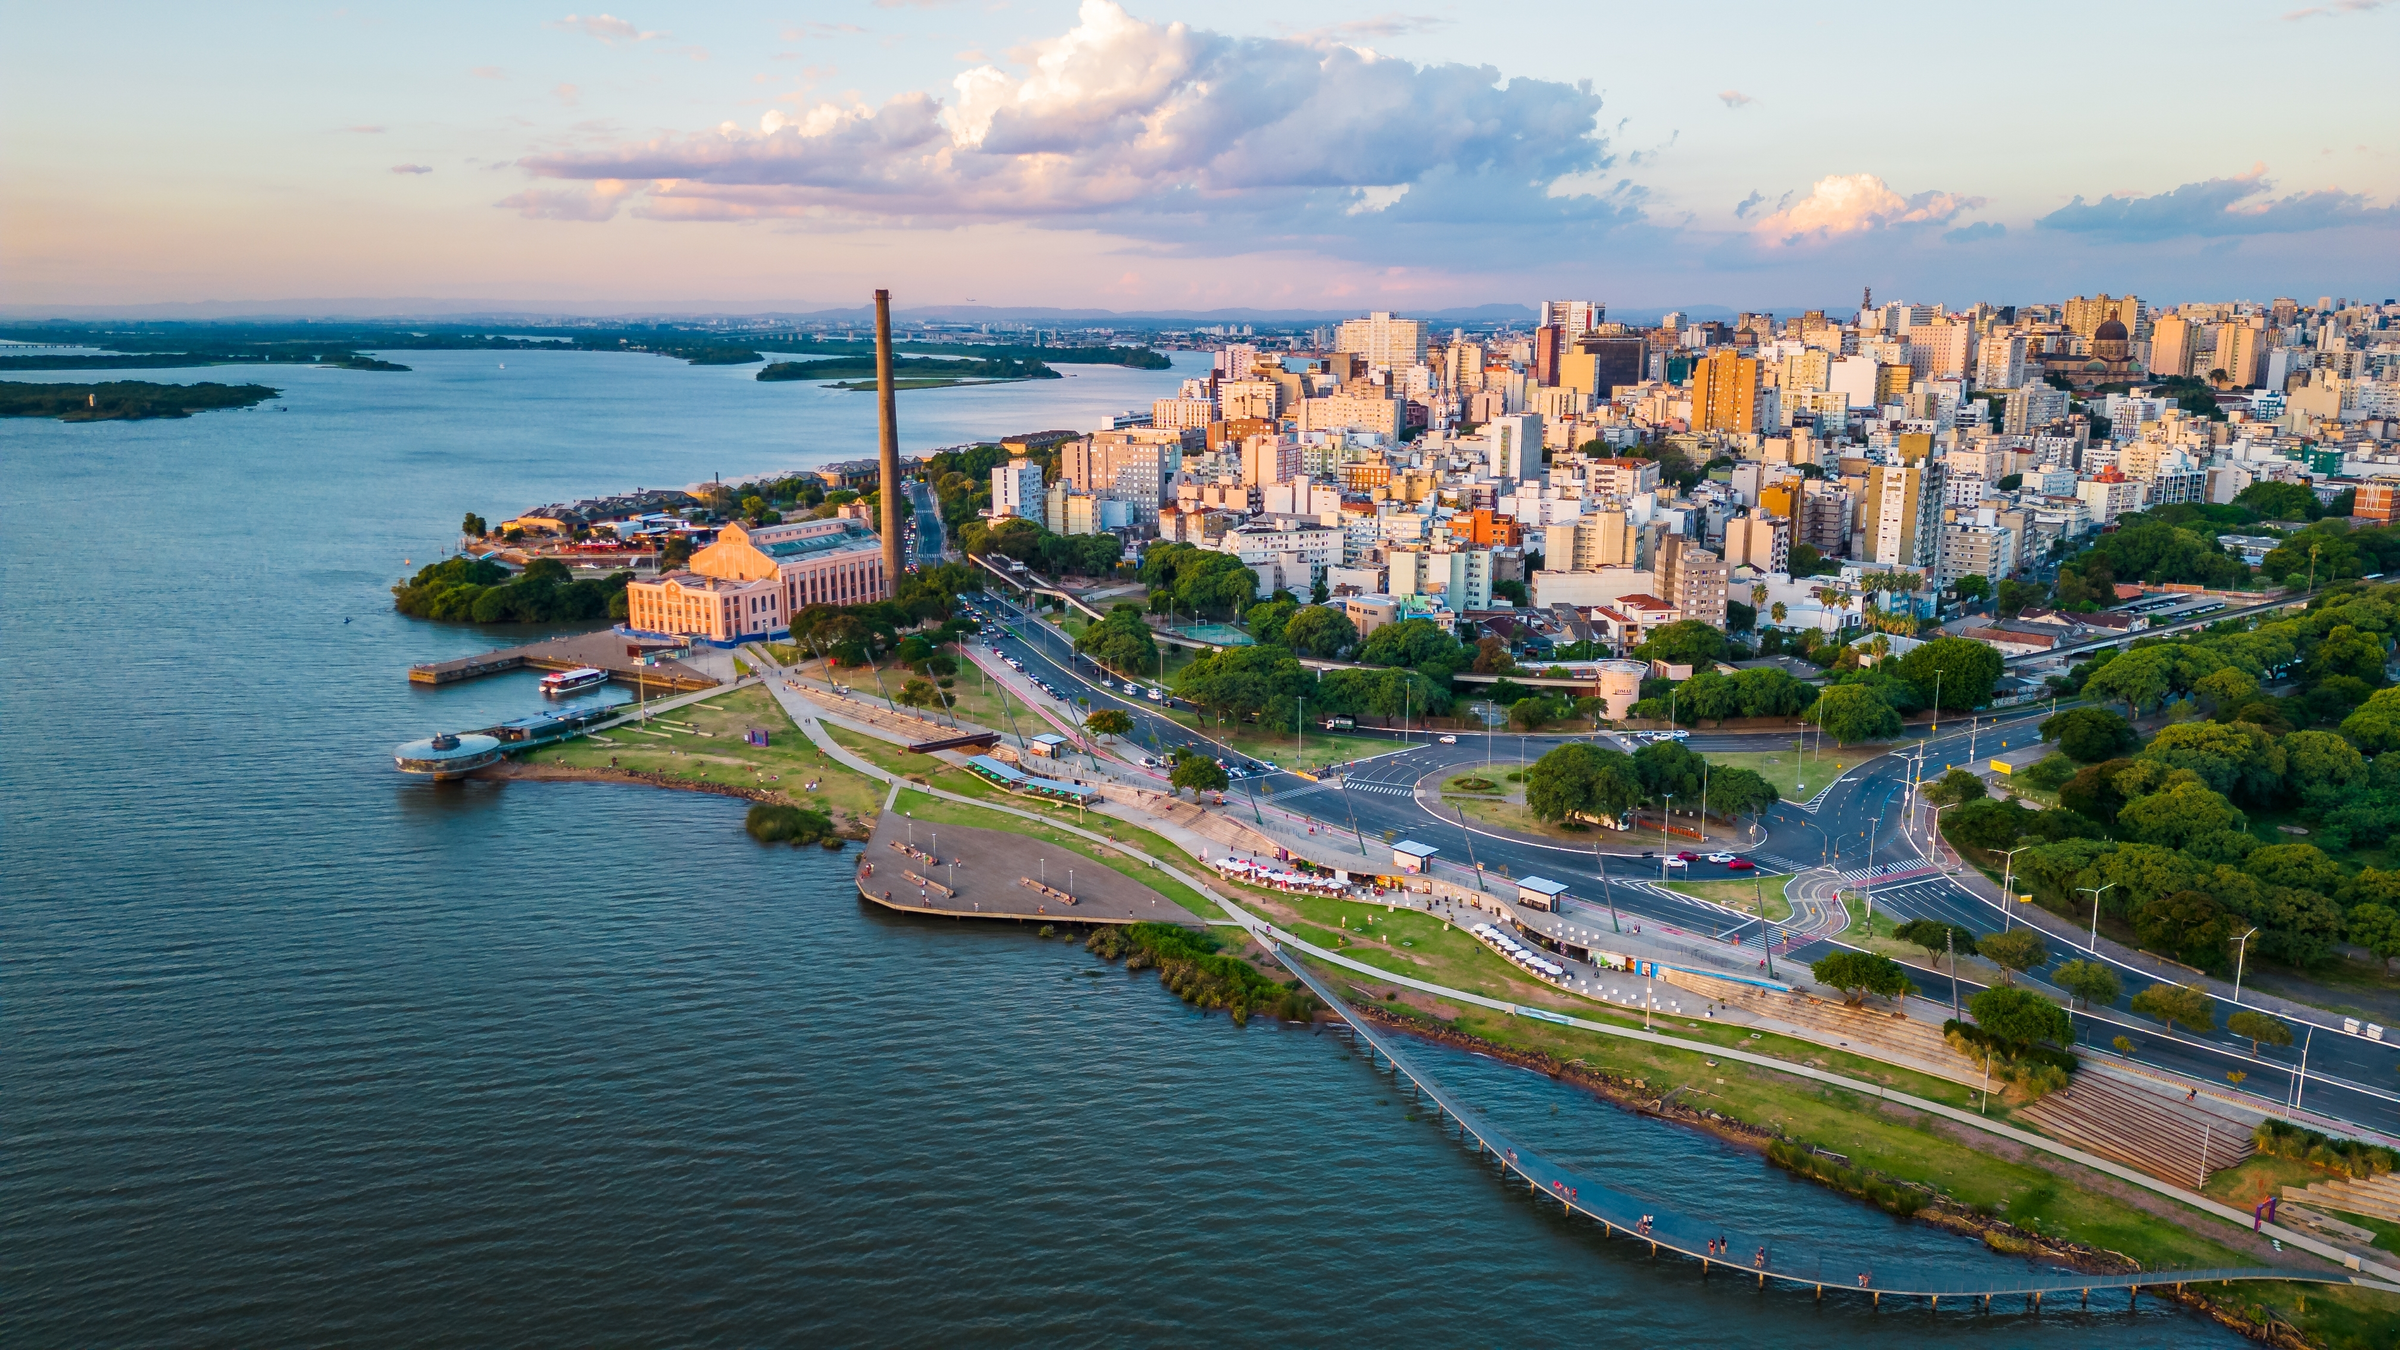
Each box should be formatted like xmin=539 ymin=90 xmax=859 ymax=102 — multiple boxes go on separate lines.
xmin=7 ymin=0 xmax=2396 ymax=311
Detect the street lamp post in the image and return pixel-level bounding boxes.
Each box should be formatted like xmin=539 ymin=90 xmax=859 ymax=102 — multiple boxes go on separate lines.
xmin=2233 ymin=927 xmax=2261 ymax=1002
xmin=1697 ymin=760 xmax=1711 ymax=847
xmin=1660 ymin=794 xmax=1675 ymax=881
xmin=1929 ymin=802 xmax=1961 ymax=867
xmin=2078 ymin=882 xmax=2116 ymax=952
xmin=1996 ymin=844 xmax=2034 ymax=931
xmin=1597 ymin=841 xmax=1622 ymax=933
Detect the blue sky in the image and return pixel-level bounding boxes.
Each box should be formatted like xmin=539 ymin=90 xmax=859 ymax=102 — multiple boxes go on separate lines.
xmin=5 ymin=0 xmax=2395 ymax=313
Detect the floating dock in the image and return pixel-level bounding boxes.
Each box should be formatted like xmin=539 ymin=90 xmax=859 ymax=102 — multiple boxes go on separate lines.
xmin=409 ymin=630 xmax=717 ymax=693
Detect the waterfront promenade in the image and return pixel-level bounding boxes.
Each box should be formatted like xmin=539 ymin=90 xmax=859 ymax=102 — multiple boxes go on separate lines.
xmin=1280 ymin=955 xmax=2388 ymax=1307
xmin=746 ymin=636 xmax=2400 ymax=1291
xmin=856 ymin=800 xmax=1185 ymax=927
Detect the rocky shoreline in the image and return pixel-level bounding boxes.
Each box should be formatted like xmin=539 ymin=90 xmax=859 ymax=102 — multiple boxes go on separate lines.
xmin=477 ymin=760 xmax=875 ymax=836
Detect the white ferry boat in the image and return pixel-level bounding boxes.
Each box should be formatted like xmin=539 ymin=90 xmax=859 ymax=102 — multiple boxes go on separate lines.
xmin=538 ymin=666 xmax=609 ymax=696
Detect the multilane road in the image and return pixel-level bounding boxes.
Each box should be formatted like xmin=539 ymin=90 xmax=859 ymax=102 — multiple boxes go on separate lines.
xmin=970 ymin=592 xmax=2400 ymax=1139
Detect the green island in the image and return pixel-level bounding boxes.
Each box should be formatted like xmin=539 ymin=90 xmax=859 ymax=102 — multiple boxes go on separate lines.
xmin=762 ymin=336 xmax=1171 ymax=369
xmin=1 ymin=380 xmax=281 ymax=421
xmin=0 ymin=351 xmax=409 ymax=372
xmin=756 ymin=354 xmax=1060 ymax=388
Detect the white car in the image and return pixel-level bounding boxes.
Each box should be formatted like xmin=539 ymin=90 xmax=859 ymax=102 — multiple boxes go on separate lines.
xmin=1662 ymin=857 xmax=1689 ymax=869
xmin=1707 ymin=852 xmax=1738 ymax=864
xmin=1438 ymin=734 xmax=1458 ymax=744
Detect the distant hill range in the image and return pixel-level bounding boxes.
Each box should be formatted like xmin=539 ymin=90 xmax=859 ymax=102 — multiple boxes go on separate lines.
xmin=2 ymin=297 xmax=1756 ymax=328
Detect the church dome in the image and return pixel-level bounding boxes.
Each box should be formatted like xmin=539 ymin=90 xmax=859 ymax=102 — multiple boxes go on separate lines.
xmin=2093 ymin=318 xmax=2129 ymax=342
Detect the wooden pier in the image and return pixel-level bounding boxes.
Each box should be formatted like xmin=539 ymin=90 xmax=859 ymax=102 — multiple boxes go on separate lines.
xmin=408 ymin=630 xmax=717 ymax=693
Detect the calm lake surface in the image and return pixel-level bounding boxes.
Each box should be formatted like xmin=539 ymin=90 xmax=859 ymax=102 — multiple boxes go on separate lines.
xmin=2 ymin=350 xmax=2232 ymax=1344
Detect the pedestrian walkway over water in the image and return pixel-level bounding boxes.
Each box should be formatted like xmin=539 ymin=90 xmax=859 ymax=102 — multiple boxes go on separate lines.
xmin=1271 ymin=952 xmax=2391 ymax=1308
xmin=408 ymin=629 xmax=716 ymax=692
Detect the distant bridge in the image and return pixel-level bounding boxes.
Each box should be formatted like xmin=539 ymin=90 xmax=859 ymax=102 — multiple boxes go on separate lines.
xmin=1272 ymin=950 xmax=2390 ymax=1310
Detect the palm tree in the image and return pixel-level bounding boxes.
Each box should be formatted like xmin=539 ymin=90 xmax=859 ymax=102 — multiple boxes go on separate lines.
xmin=1770 ymin=601 xmax=1788 ymax=627
xmin=1751 ymin=583 xmax=1769 ymax=610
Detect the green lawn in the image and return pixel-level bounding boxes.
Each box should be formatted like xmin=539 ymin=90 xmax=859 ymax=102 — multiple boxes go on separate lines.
xmin=1665 ymin=873 xmax=1793 ymax=922
xmin=1704 ymin=743 xmax=1888 ymax=801
xmin=542 ymin=685 xmax=885 ymax=827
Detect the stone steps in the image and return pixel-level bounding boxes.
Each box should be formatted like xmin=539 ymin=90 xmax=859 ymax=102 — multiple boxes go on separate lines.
xmin=2020 ymin=1076 xmax=2254 ymax=1186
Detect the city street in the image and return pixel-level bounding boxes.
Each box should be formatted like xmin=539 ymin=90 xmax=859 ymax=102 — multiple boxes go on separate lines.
xmin=970 ymin=589 xmax=2400 ymax=1139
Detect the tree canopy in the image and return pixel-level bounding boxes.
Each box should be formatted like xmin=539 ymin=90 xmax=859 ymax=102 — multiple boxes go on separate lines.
xmin=1806 ymin=683 xmax=1902 ymax=744
xmin=1892 ymin=636 xmax=2004 ymax=711
xmin=2042 ymin=707 xmax=2137 ymax=762
xmin=1631 ymin=620 xmax=1730 ymax=667
xmin=1968 ymin=987 xmax=2073 ymax=1054
xmin=1073 ymin=603 xmax=1160 ymax=675
xmin=1810 ymin=951 xmax=1912 ymax=1005
xmin=1524 ymin=743 xmax=1645 ymax=824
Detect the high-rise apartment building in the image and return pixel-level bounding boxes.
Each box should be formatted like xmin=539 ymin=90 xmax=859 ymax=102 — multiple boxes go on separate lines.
xmin=2064 ymin=294 xmax=2144 ymax=340
xmin=1062 ymin=429 xmax=1188 ymax=529
xmin=2003 ymin=381 xmax=2069 ymax=434
xmin=1485 ymin=413 xmax=1541 ymax=481
xmin=1557 ymin=335 xmax=1647 ymax=402
xmin=1691 ymin=349 xmax=1759 ymax=433
xmin=1722 ymin=515 xmax=1790 ymax=575
xmin=2213 ymin=322 xmax=2264 ymax=388
xmin=1801 ymin=488 xmax=1853 ymax=558
xmin=1215 ymin=379 xmax=1283 ymax=422
xmin=1905 ymin=319 xmax=1972 ymax=383
xmin=1557 ymin=509 xmax=1647 ymax=570
xmin=1151 ymin=397 xmax=1216 ymax=432
xmin=1335 ymin=312 xmax=1428 ymax=370
xmin=1240 ymin=436 xmax=1303 ymax=488
xmin=1864 ymin=462 xmax=1943 ymax=568
xmin=2148 ymin=315 xmax=2193 ymax=379
xmin=1779 ymin=349 xmax=1832 ymax=394
xmin=990 ymin=457 xmax=1045 ymax=519
xmin=1936 ymin=515 xmax=2017 ymax=586
xmin=1974 ymin=334 xmax=2026 ymax=390
xmin=1656 ymin=535 xmax=1729 ymax=628
xmin=1541 ymin=300 xmax=1604 ymax=335
xmin=1298 ymin=387 xmax=1401 ymax=439
xmin=1532 ymin=325 xmax=1561 ymax=387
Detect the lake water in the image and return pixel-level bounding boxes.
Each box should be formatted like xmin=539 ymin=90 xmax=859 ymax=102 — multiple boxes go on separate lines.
xmin=2 ymin=350 xmax=2232 ymax=1344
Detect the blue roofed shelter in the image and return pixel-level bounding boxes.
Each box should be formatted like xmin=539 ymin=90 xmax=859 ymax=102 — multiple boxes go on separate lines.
xmin=1516 ymin=877 xmax=1570 ymax=912
xmin=1392 ymin=840 xmax=1438 ymax=874
xmin=965 ymin=754 xmax=1098 ymax=804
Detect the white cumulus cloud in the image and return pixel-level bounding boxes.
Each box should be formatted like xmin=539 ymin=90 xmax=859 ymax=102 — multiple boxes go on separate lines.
xmin=1750 ymin=173 xmax=1979 ymax=244
xmin=550 ymin=13 xmax=665 ymax=43
xmin=514 ymin=0 xmax=1632 ymax=252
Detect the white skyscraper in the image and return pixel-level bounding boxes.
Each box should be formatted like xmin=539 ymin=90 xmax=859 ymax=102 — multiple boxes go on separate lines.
xmin=990 ymin=458 xmax=1046 ymax=520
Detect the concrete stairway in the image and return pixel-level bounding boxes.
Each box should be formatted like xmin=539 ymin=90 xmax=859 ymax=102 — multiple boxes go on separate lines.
xmin=2019 ymin=1075 xmax=2254 ymax=1186
xmin=1663 ymin=969 xmax=1967 ymax=1076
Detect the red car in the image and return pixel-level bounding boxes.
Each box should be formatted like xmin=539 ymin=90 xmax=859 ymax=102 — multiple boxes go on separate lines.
xmin=1727 ymin=858 xmax=1756 ymax=871
xmin=1675 ymin=850 xmax=1699 ymax=862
